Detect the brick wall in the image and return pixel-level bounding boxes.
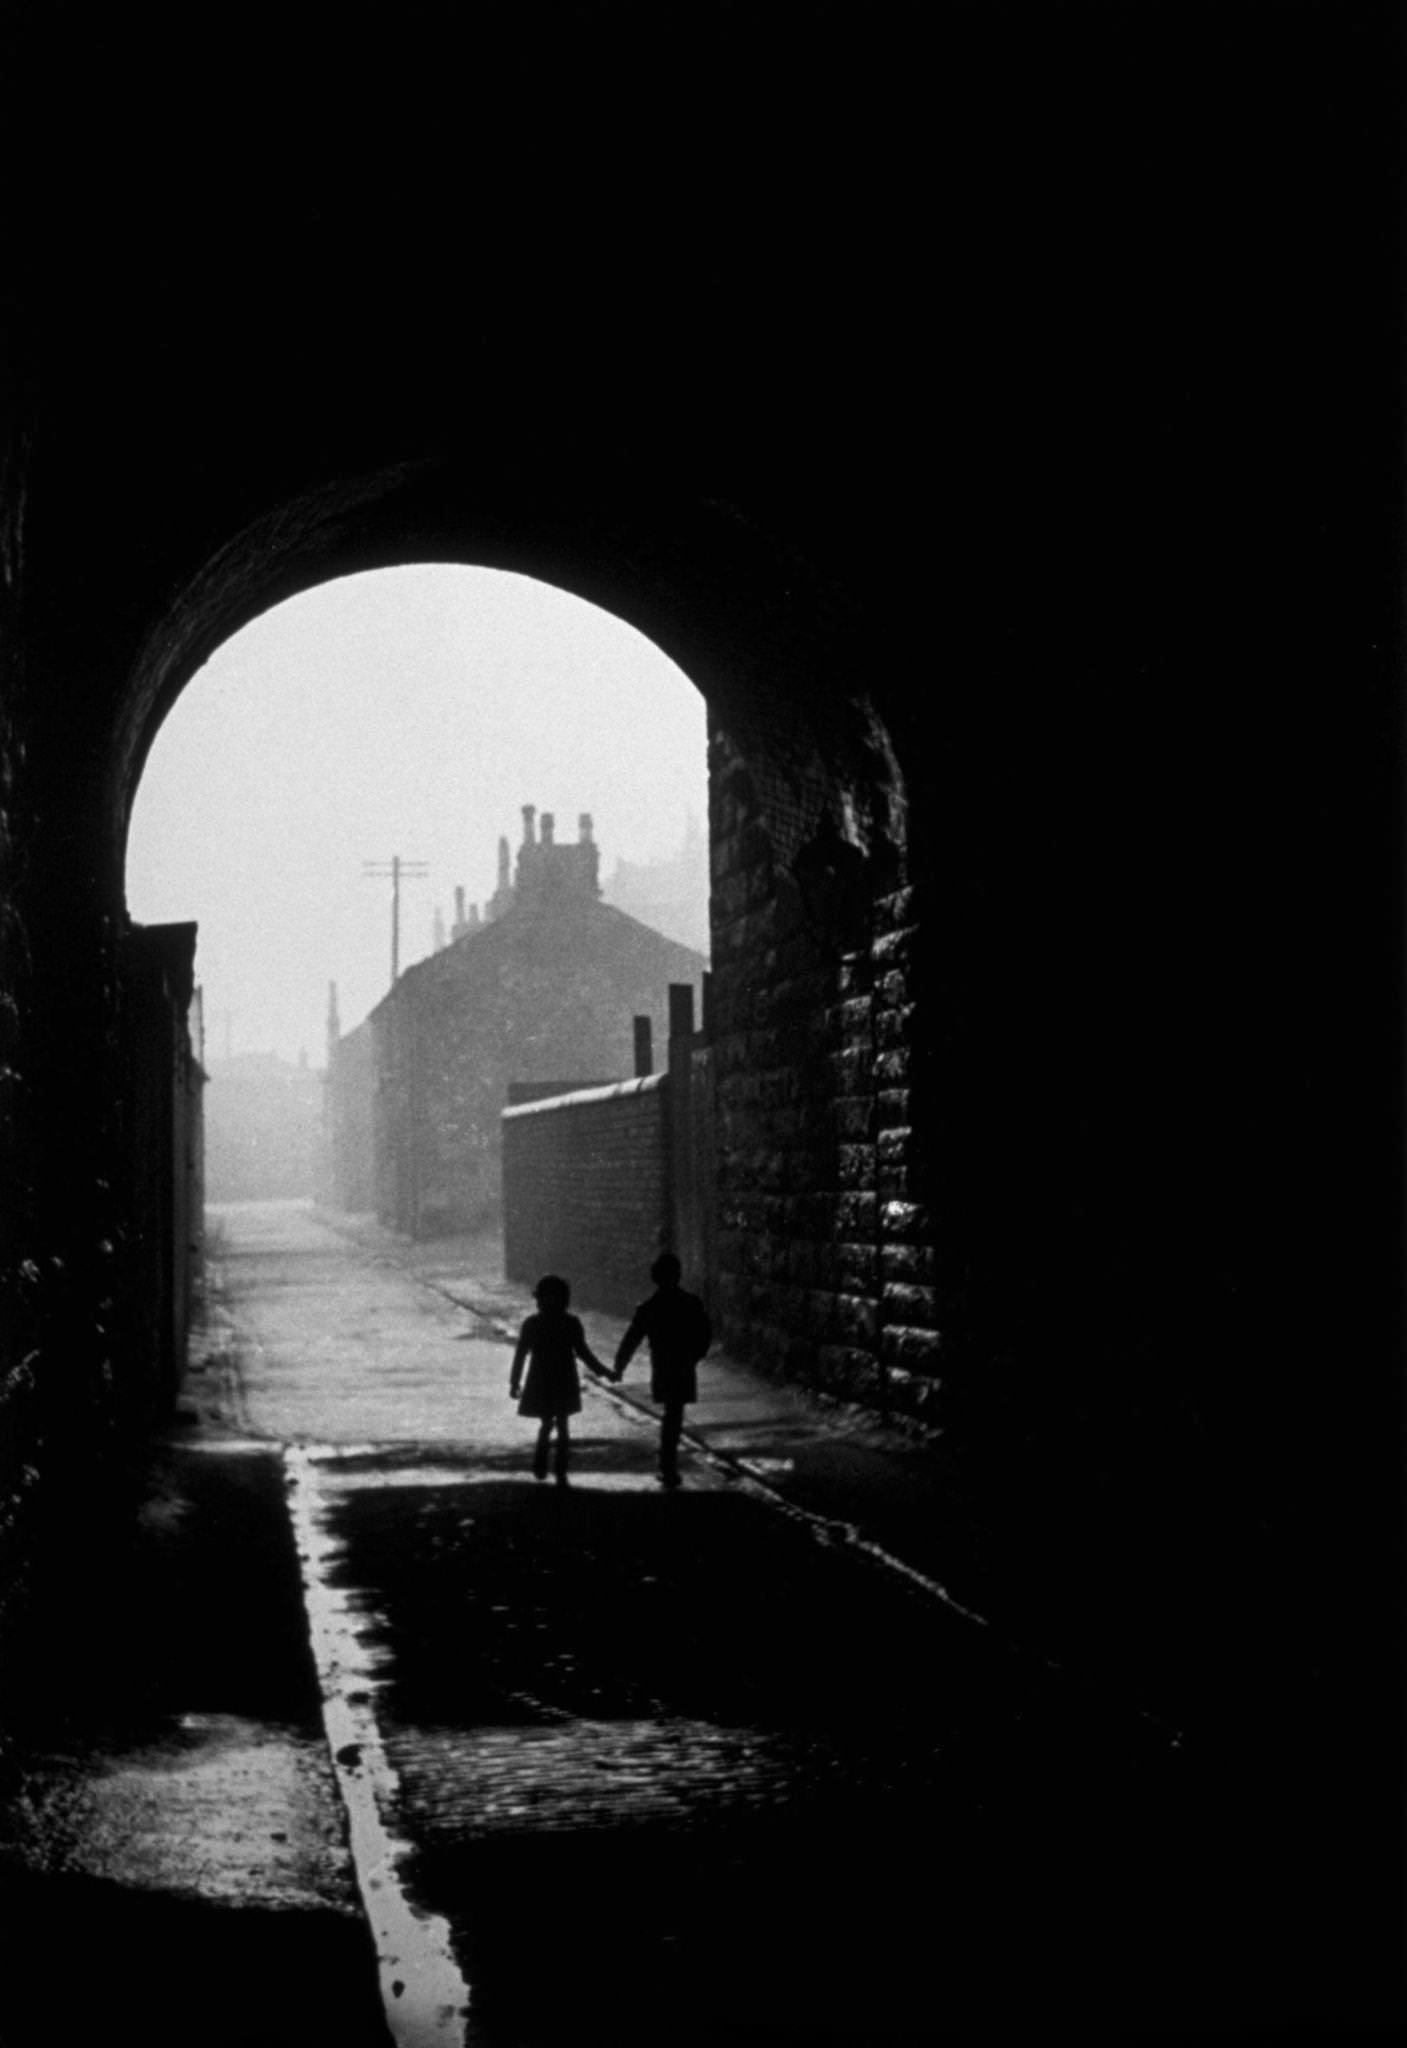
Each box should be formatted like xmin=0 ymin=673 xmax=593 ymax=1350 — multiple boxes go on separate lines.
xmin=502 ymin=1077 xmax=669 ymax=1315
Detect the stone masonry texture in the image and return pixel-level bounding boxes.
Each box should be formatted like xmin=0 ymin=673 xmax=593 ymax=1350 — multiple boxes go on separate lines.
xmin=705 ymin=712 xmax=937 ymax=1421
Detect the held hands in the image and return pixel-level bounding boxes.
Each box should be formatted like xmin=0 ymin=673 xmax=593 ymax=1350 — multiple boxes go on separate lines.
xmin=509 ymin=1377 xmax=521 ymax=1401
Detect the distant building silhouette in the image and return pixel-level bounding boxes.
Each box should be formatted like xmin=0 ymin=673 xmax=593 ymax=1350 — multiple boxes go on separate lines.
xmin=602 ymin=811 xmax=709 ymax=956
xmin=323 ymin=807 xmax=708 ymax=1236
xmin=206 ymin=1051 xmax=324 ymax=1202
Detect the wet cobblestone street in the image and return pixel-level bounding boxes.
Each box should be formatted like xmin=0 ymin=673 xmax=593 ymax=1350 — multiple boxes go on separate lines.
xmin=0 ymin=1202 xmax=1347 ymax=2043
xmin=213 ymin=1205 xmax=1210 ymax=2041
xmin=314 ymin=1454 xmax=1190 ymax=2042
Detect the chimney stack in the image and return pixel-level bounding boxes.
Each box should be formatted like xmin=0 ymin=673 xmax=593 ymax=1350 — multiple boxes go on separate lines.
xmin=540 ymin=812 xmax=556 ymax=846
xmin=668 ymin=982 xmax=696 ymax=1042
xmin=578 ymin=812 xmax=594 ymax=842
xmin=521 ymin=804 xmax=537 ymax=845
xmin=498 ymin=836 xmax=511 ymax=887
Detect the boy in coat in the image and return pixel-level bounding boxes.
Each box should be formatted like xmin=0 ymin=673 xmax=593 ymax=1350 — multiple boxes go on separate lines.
xmin=612 ymin=1252 xmax=712 ymax=1488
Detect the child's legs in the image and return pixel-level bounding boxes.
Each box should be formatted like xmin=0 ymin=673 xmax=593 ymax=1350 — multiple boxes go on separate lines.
xmin=533 ymin=1419 xmax=553 ymax=1476
xmin=659 ymin=1401 xmax=684 ymax=1478
xmin=553 ymin=1414 xmax=571 ymax=1476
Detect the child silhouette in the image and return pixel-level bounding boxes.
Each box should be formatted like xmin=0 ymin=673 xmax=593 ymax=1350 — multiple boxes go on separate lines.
xmin=509 ymin=1274 xmax=607 ymax=1485
xmin=613 ymin=1252 xmax=712 ymax=1489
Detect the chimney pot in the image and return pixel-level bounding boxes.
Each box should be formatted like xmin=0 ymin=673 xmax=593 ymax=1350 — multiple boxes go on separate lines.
xmin=521 ymin=804 xmax=537 ymax=845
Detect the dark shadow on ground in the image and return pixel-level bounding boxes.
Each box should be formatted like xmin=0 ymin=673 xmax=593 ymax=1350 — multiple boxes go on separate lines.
xmin=0 ymin=1869 xmax=388 ymax=2048
xmin=5 ymin=1444 xmax=323 ymax=1746
xmin=0 ymin=1446 xmax=389 ymax=2048
xmin=327 ymin=1471 xmax=1358 ymax=2041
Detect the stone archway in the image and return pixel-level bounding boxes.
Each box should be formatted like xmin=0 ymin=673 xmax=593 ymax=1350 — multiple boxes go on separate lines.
xmin=104 ymin=457 xmax=920 ymax=1426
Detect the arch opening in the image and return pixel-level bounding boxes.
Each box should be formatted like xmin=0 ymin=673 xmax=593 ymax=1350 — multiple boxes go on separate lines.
xmin=71 ymin=465 xmax=918 ymax=1463
xmin=127 ymin=563 xmax=715 ymax=1242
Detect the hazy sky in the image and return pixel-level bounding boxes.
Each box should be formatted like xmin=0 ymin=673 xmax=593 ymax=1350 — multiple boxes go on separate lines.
xmin=126 ymin=565 xmax=708 ymax=1064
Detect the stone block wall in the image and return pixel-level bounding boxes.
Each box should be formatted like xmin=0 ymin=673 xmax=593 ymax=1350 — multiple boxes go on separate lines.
xmin=119 ymin=924 xmax=203 ymax=1411
xmin=0 ymin=430 xmax=41 ymax=1674
xmin=706 ymin=711 xmax=938 ymax=1424
xmin=502 ymin=1077 xmax=669 ymax=1315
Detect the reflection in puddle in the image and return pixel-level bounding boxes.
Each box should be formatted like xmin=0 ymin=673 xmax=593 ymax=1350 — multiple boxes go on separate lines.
xmin=312 ymin=1460 xmax=681 ymax=1496
xmin=286 ymin=1446 xmax=471 ymax=2047
xmin=385 ymin=1717 xmax=839 ymax=1840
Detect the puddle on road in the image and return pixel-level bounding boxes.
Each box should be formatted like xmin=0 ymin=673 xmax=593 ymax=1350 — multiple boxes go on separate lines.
xmin=2 ymin=1714 xmax=359 ymax=1912
xmin=310 ymin=1462 xmax=672 ymax=1495
xmin=285 ymin=1447 xmax=472 ymax=2048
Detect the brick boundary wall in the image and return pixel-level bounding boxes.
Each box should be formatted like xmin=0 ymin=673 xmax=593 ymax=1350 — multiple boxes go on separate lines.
xmin=502 ymin=1075 xmax=670 ymax=1316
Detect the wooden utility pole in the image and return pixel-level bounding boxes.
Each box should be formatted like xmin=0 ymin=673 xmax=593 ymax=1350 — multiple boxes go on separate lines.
xmin=363 ymin=856 xmax=429 ymax=992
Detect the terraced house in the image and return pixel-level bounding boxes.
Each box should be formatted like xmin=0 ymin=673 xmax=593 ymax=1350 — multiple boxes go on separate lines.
xmin=323 ymin=806 xmax=707 ymax=1237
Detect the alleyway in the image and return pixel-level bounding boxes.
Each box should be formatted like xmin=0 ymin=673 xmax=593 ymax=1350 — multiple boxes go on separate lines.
xmin=0 ymin=1204 xmax=1322 ymax=2044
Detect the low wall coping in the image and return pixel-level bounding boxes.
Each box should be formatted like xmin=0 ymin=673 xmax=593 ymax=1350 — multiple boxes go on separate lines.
xmin=501 ymin=1071 xmax=665 ymax=1120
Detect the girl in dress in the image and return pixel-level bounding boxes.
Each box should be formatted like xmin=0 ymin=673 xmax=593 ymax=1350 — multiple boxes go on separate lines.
xmin=508 ymin=1274 xmax=607 ymax=1484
